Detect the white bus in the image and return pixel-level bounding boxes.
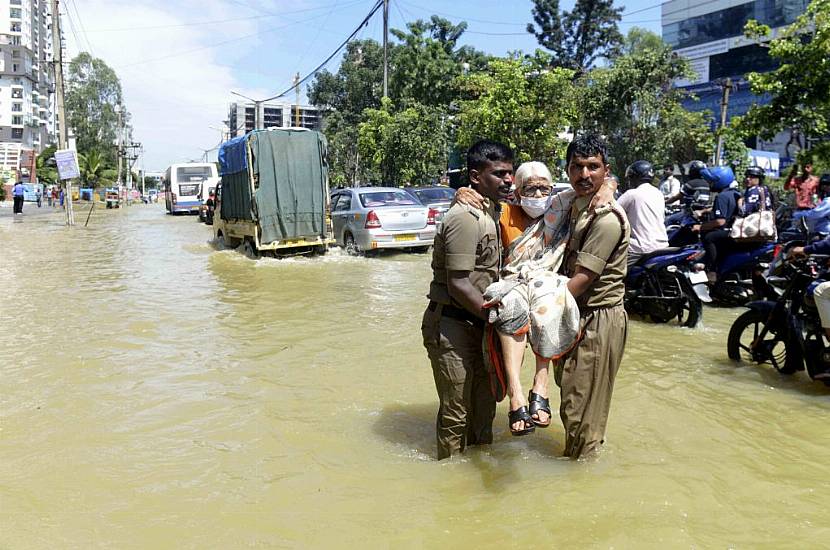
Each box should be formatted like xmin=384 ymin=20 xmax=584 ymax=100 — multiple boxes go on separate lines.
xmin=163 ymin=162 xmax=218 ymax=214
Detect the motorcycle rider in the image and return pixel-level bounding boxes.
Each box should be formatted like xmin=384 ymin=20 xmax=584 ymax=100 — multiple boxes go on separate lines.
xmin=665 ymin=160 xmax=711 ymax=212
xmin=789 ymin=238 xmax=830 ymax=362
xmin=659 ymin=163 xmax=681 ymax=206
xmin=741 ymin=166 xmax=773 ymax=214
xmin=694 ymin=166 xmax=741 ymax=283
xmin=618 ymin=160 xmax=669 ymax=268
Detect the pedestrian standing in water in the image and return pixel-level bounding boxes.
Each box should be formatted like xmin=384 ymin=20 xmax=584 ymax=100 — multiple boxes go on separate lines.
xmin=59 ymin=187 xmax=65 ymax=208
xmin=421 ymin=139 xmax=513 ymax=460
xmin=36 ymin=186 xmax=42 ymax=207
xmin=556 ymin=133 xmax=630 ymax=459
xmin=12 ymin=180 xmax=24 ymax=214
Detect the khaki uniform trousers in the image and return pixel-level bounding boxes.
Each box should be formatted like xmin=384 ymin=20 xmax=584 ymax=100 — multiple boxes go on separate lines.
xmin=421 ymin=305 xmax=496 ymax=460
xmin=555 ymin=304 xmax=628 ymax=459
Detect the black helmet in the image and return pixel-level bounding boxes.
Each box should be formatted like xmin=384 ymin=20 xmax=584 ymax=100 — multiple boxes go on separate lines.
xmin=625 ymin=160 xmax=654 ymax=185
xmin=688 ymin=160 xmax=706 ymax=179
xmin=744 ymin=166 xmax=765 ymax=180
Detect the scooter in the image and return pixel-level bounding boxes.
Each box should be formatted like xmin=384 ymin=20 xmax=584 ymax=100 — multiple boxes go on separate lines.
xmin=625 ymin=246 xmax=705 ymax=327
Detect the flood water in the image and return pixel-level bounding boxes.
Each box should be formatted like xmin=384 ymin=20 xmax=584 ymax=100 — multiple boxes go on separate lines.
xmin=2 ymin=203 xmax=830 ymax=548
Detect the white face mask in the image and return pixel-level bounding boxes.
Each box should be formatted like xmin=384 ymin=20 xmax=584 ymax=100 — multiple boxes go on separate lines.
xmin=521 ymin=196 xmax=548 ymax=218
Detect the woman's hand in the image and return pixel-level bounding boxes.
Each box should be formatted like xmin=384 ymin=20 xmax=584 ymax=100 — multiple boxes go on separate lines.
xmin=589 ymin=177 xmax=617 ymax=211
xmin=453 ymin=186 xmax=485 ymax=210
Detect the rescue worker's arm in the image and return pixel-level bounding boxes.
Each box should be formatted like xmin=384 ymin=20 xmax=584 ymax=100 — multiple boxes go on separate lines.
xmin=448 ymin=270 xmax=487 ymax=320
xmin=567 ymin=213 xmax=622 ymax=297
xmin=566 ymin=267 xmax=599 ymax=298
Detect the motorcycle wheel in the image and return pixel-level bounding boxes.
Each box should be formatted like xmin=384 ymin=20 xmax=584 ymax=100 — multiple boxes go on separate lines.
xmin=727 ymin=309 xmax=801 ymax=374
xmin=676 ymin=273 xmax=702 ymax=328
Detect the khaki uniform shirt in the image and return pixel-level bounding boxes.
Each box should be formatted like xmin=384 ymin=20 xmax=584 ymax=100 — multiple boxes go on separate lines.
xmin=428 ymin=200 xmax=501 ymax=305
xmin=562 ymin=195 xmax=630 ymax=310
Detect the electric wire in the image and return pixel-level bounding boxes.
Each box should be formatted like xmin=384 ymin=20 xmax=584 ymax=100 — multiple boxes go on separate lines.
xmin=67 ymin=0 xmax=95 ymax=54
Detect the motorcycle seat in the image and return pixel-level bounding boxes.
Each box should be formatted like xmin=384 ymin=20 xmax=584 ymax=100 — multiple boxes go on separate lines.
xmin=636 ymin=247 xmax=685 ymax=265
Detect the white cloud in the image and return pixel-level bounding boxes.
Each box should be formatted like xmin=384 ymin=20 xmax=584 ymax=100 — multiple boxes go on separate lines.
xmin=63 ymin=0 xmax=294 ymax=170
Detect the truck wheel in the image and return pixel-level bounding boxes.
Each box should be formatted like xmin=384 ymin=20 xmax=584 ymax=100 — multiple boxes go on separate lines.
xmin=242 ymin=239 xmax=260 ymax=259
xmin=344 ymin=232 xmax=360 ymax=255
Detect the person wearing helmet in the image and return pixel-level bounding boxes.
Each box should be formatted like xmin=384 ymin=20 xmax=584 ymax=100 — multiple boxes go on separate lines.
xmin=793 ymin=173 xmax=830 ymax=235
xmin=741 ymin=166 xmax=773 ymax=215
xmin=665 ymin=160 xmax=711 ymax=209
xmin=618 ymin=160 xmax=669 ymax=268
xmin=693 ymin=166 xmax=742 ymax=282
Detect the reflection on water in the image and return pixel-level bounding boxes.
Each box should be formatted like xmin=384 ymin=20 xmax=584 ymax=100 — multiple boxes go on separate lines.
xmin=2 ymin=204 xmax=830 ymax=547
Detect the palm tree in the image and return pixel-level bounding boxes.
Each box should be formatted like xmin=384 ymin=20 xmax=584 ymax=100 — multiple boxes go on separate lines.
xmin=79 ymin=150 xmax=105 ymax=188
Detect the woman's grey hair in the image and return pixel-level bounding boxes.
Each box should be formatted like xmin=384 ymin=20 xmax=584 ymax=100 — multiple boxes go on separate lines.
xmin=514 ymin=161 xmax=553 ymax=193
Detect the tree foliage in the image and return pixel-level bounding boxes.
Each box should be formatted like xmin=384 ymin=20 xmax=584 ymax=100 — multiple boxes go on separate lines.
xmin=527 ymin=0 xmax=624 ymax=70
xmin=390 ymin=16 xmax=488 ymax=107
xmin=455 ymin=54 xmax=576 ymax=164
xmin=574 ymin=29 xmax=712 ymax=174
xmin=65 ymin=53 xmax=125 ymax=164
xmin=358 ymin=98 xmax=448 ymax=186
xmin=737 ymin=0 xmax=830 ymax=140
xmin=36 ymin=145 xmax=58 ymax=185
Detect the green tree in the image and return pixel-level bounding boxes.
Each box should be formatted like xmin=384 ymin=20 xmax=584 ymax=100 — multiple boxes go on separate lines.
xmin=454 ymin=54 xmax=576 ymax=164
xmin=35 ymin=145 xmax=58 ymax=186
xmin=358 ymin=98 xmax=448 ymax=186
xmin=527 ymin=0 xmax=624 ymax=70
xmin=79 ymin=150 xmax=106 ymax=188
xmin=737 ymin=0 xmax=830 ymax=142
xmin=390 ymin=16 xmax=488 ymax=108
xmin=574 ymin=29 xmax=712 ymax=174
xmin=65 ymin=52 xmax=126 ymax=164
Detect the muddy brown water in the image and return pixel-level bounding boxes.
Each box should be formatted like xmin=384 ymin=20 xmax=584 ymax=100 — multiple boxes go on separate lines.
xmin=2 ymin=203 xmax=829 ymax=547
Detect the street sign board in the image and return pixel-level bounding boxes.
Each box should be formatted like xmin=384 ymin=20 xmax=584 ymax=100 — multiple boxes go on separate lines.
xmin=55 ymin=149 xmax=80 ymax=180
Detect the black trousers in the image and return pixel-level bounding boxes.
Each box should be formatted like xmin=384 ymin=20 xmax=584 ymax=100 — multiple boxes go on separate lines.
xmin=702 ymin=228 xmax=733 ymax=272
xmin=13 ymin=195 xmax=23 ymax=213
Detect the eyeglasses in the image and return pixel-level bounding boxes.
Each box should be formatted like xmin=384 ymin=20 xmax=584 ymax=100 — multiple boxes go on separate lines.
xmin=520 ymin=185 xmax=553 ymax=197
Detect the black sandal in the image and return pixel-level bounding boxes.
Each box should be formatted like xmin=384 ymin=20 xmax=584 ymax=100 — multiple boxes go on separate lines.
xmin=508 ymin=406 xmax=536 ymax=436
xmin=528 ymin=391 xmax=552 ymax=428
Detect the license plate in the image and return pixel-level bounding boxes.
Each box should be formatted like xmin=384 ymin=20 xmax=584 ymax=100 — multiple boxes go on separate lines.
xmin=688 ymin=271 xmax=708 ymax=284
xmin=394 ymin=234 xmax=416 ymax=242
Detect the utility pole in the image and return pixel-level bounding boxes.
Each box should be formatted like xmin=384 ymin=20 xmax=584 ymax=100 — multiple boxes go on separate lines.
xmin=382 ymin=0 xmax=389 ymax=98
xmin=140 ymin=145 xmax=145 ymax=199
xmin=714 ymin=77 xmax=732 ymax=165
xmin=123 ymin=142 xmax=141 ymax=204
xmin=50 ymin=0 xmax=73 ymax=225
xmin=293 ymin=72 xmax=301 ymax=127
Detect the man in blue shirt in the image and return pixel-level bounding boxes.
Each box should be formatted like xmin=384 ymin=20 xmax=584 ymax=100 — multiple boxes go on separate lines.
xmin=790 ymin=235 xmax=830 ymax=354
xmin=12 ymin=180 xmax=24 ymax=214
xmin=793 ymin=174 xmax=830 ymax=235
xmin=692 ymin=170 xmax=741 ymax=281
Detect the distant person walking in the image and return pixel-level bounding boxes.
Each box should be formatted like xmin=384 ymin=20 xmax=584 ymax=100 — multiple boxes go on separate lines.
xmin=12 ymin=181 xmax=24 ymax=214
xmin=35 ymin=187 xmax=42 ymax=207
xmin=51 ymin=187 xmax=58 ymax=207
xmin=59 ymin=187 xmax=65 ymax=208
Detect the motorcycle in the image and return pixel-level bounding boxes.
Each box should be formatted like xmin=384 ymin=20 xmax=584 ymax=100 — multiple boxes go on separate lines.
xmin=665 ymin=211 xmax=776 ymax=306
xmin=625 ymin=246 xmax=705 ymax=327
xmin=727 ymin=254 xmax=830 ymax=383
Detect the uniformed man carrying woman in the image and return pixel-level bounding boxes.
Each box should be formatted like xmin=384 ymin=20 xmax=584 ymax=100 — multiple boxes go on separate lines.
xmin=422 ymin=140 xmax=514 ymax=460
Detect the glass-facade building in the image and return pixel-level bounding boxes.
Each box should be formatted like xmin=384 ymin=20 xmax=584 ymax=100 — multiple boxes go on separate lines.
xmin=662 ymin=0 xmax=808 ymax=124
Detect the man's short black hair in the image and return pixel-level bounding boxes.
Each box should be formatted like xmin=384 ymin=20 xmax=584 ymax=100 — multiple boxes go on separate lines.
xmin=467 ymin=139 xmax=514 ymax=174
xmin=565 ymin=133 xmax=609 ymax=165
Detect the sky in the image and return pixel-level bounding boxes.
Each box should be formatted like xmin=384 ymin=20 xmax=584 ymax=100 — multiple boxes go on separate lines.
xmin=64 ymin=0 xmax=664 ymax=172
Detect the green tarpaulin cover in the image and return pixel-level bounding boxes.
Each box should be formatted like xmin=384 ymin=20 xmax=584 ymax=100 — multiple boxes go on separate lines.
xmin=252 ymin=130 xmax=328 ymax=245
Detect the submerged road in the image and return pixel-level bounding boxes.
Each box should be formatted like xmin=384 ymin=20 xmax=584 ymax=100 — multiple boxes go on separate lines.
xmin=2 ymin=202 xmax=829 ymax=547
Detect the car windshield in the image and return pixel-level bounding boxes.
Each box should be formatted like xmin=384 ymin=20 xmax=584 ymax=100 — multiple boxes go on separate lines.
xmin=358 ymin=191 xmax=418 ymax=207
xmin=412 ymin=188 xmax=455 ymax=202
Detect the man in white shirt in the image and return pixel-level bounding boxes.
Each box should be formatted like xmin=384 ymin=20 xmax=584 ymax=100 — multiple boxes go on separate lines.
xmin=618 ymin=160 xmax=669 ymax=268
xmin=659 ymin=164 xmax=681 ymax=205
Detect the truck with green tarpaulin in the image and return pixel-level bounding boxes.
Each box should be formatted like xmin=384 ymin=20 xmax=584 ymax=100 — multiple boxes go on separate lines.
xmin=214 ymin=128 xmax=334 ymax=257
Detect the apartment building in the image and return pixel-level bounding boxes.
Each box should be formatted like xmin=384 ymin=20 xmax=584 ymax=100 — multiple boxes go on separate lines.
xmin=227 ymin=101 xmax=321 ymax=137
xmin=0 ymin=0 xmax=53 ymax=176
xmin=663 ymin=0 xmax=810 ymax=162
